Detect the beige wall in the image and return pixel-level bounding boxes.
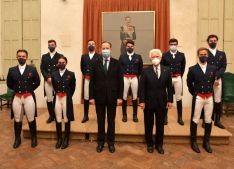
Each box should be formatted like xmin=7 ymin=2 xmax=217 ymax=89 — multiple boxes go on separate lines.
xmin=0 ymin=0 xmax=2 ymax=75
xmin=35 ymin=0 xmax=84 ymax=107
xmin=170 ymin=0 xmax=198 ymax=107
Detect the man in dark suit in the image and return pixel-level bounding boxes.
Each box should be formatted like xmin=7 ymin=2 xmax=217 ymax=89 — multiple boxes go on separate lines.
xmin=40 ymin=40 xmax=63 ymax=123
xmin=89 ymin=41 xmax=123 ymax=153
xmin=80 ymin=40 xmax=101 ymax=123
xmin=161 ymin=38 xmax=186 ymax=125
xmin=187 ymin=47 xmax=216 ymax=153
xmin=139 ymin=49 xmax=173 ymax=154
xmin=7 ymin=49 xmax=40 ymax=149
xmin=206 ymin=34 xmax=227 ymax=129
xmin=119 ymin=40 xmax=143 ymax=122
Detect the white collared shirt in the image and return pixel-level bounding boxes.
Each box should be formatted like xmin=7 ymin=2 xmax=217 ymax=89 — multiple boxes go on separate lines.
xmin=50 ymin=51 xmax=56 ymax=58
xmin=199 ymin=62 xmax=207 ymax=74
xmin=170 ymin=50 xmax=177 ymax=59
xmin=153 ymin=64 xmax=161 ymax=78
xmin=59 ymin=68 xmax=66 ymax=77
xmin=89 ymin=52 xmax=95 ymax=60
xmin=127 ymin=52 xmax=134 ymax=61
xmin=103 ymin=57 xmax=110 ymax=70
xmin=209 ymin=48 xmax=216 ymax=56
xmin=18 ymin=64 xmax=26 ymax=75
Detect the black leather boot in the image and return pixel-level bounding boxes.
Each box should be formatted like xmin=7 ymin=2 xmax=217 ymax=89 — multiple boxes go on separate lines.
xmin=132 ymin=100 xmax=138 ymax=122
xmin=81 ymin=100 xmax=89 ymax=123
xmin=203 ymin=123 xmax=212 ymax=153
xmin=190 ymin=121 xmax=200 ymax=153
xmin=28 ymin=120 xmax=37 ymax=148
xmin=46 ymin=102 xmax=54 ymax=123
xmin=61 ymin=121 xmax=70 ymax=149
xmin=177 ymin=100 xmax=184 ymax=125
xmin=122 ymin=100 xmax=127 ymax=122
xmin=13 ymin=121 xmax=22 ymax=149
xmin=164 ymin=109 xmax=168 ymax=125
xmin=214 ymin=103 xmax=225 ymax=129
xmin=55 ymin=122 xmax=62 ymax=149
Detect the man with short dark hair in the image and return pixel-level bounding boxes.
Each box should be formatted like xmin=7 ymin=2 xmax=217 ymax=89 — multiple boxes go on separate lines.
xmin=119 ymin=39 xmax=143 ymax=122
xmin=206 ymin=34 xmax=227 ymax=129
xmin=7 ymin=49 xmax=40 ymax=149
xmin=161 ymin=38 xmax=186 ymax=125
xmin=187 ymin=47 xmax=216 ymax=153
xmin=80 ymin=40 xmax=101 ymax=123
xmin=89 ymin=41 xmax=123 ymax=153
xmin=40 ymin=40 xmax=63 ymax=123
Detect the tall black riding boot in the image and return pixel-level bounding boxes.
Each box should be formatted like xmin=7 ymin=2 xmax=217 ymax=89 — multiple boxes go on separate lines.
xmin=81 ymin=100 xmax=89 ymax=123
xmin=28 ymin=120 xmax=37 ymax=148
xmin=61 ymin=121 xmax=70 ymax=149
xmin=46 ymin=102 xmax=54 ymax=123
xmin=132 ymin=100 xmax=138 ymax=122
xmin=190 ymin=121 xmax=200 ymax=153
xmin=203 ymin=123 xmax=212 ymax=153
xmin=122 ymin=100 xmax=127 ymax=122
xmin=177 ymin=100 xmax=184 ymax=125
xmin=13 ymin=121 xmax=22 ymax=149
xmin=55 ymin=122 xmax=62 ymax=149
xmin=214 ymin=102 xmax=225 ymax=129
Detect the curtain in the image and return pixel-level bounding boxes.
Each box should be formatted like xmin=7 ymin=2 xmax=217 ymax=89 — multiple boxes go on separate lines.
xmin=83 ymin=0 xmax=170 ymax=53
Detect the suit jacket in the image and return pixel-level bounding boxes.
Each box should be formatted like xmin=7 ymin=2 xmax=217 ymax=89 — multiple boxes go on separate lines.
xmin=207 ymin=50 xmax=227 ymax=79
xmin=80 ymin=53 xmax=101 ymax=76
xmin=161 ymin=51 xmax=186 ymax=77
xmin=51 ymin=69 xmax=76 ymax=121
xmin=40 ymin=52 xmax=63 ymax=81
xmin=89 ymin=57 xmax=123 ymax=105
xmin=119 ymin=53 xmax=143 ymax=76
xmin=7 ymin=64 xmax=40 ymax=119
xmin=139 ymin=65 xmax=173 ymax=110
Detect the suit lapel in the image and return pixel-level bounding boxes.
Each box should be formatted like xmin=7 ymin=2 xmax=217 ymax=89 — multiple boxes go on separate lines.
xmin=107 ymin=58 xmax=114 ymax=75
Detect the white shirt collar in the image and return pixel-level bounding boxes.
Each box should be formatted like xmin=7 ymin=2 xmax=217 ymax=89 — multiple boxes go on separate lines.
xmin=59 ymin=68 xmax=66 ymax=76
xmin=127 ymin=52 xmax=134 ymax=56
xmin=209 ymin=48 xmax=217 ymax=56
xmin=49 ymin=51 xmax=56 ymax=57
xmin=170 ymin=50 xmax=177 ymax=55
xmin=18 ymin=64 xmax=26 ymax=69
xmin=89 ymin=52 xmax=95 ymax=59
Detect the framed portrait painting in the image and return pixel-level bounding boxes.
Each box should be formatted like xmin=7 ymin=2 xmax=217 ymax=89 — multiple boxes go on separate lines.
xmin=102 ymin=11 xmax=155 ymax=64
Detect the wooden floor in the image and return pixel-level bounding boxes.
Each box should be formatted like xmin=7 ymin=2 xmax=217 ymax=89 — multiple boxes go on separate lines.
xmin=23 ymin=104 xmax=232 ymax=144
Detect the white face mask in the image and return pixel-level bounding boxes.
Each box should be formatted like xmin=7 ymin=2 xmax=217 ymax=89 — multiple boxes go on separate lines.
xmin=170 ymin=45 xmax=177 ymax=52
xmin=152 ymin=58 xmax=161 ymax=66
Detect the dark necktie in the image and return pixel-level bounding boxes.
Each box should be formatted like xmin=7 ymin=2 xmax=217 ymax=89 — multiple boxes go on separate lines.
xmin=155 ymin=67 xmax=158 ymax=79
xmin=104 ymin=59 xmax=108 ymax=74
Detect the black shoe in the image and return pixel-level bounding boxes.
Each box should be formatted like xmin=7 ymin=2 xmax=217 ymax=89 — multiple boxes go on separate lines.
xmin=133 ymin=114 xmax=138 ymax=122
xmin=147 ymin=146 xmax=154 ymax=153
xmin=108 ymin=145 xmax=115 ymax=153
xmin=214 ymin=121 xmax=225 ymax=129
xmin=156 ymin=145 xmax=164 ymax=154
xmin=96 ymin=144 xmax=104 ymax=153
xmin=56 ymin=138 xmax=63 ymax=149
xmin=46 ymin=116 xmax=54 ymax=124
xmin=13 ymin=121 xmax=22 ymax=149
xmin=81 ymin=116 xmax=89 ymax=123
xmin=191 ymin=142 xmax=200 ymax=153
xmin=177 ymin=119 xmax=184 ymax=126
xmin=214 ymin=102 xmax=225 ymax=129
xmin=122 ymin=114 xmax=127 ymax=122
xmin=29 ymin=120 xmax=37 ymax=148
xmin=61 ymin=122 xmax=70 ymax=149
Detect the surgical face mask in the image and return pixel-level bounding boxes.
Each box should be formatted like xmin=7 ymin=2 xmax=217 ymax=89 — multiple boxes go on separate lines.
xmin=152 ymin=58 xmax=161 ymax=65
xmin=170 ymin=45 xmax=177 ymax=52
xmin=18 ymin=58 xmax=26 ymax=65
xmin=199 ymin=56 xmax=207 ymax=63
xmin=48 ymin=46 xmax=55 ymax=53
xmin=88 ymin=45 xmax=95 ymax=52
xmin=102 ymin=49 xmax=110 ymax=58
xmin=127 ymin=47 xmax=134 ymax=53
xmin=209 ymin=42 xmax=217 ymax=49
xmin=58 ymin=63 xmax=66 ymax=70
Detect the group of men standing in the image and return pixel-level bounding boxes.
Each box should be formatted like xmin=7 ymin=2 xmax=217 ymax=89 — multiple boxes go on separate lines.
xmin=6 ymin=34 xmax=226 ymax=155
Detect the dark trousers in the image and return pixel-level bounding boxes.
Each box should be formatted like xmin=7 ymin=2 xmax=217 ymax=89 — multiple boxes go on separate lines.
xmin=144 ymin=108 xmax=165 ymax=147
xmin=95 ymin=104 xmax=116 ymax=146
